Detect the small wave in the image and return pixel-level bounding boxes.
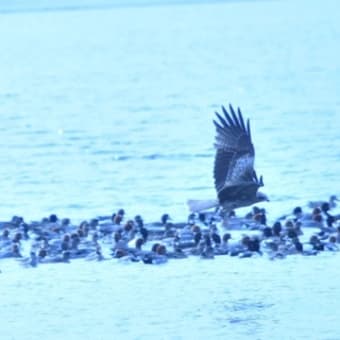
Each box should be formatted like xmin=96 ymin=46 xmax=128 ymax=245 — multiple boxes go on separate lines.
xmin=113 ymin=155 xmax=132 ymax=161
xmin=92 ymin=150 xmax=114 ymax=156
xmin=187 ymin=186 xmax=211 ymax=191
xmin=108 ymin=152 xmax=213 ymax=161
xmin=142 ymin=153 xmax=212 ymax=160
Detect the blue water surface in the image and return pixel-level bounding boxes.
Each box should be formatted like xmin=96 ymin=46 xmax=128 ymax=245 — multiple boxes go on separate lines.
xmin=0 ymin=0 xmax=340 ymax=339
xmin=1 ymin=0 xmax=339 ymax=223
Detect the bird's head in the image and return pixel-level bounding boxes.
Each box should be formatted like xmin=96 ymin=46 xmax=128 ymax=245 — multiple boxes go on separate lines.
xmin=256 ymin=191 xmax=269 ymax=202
xmin=161 ymin=213 xmax=171 ymax=224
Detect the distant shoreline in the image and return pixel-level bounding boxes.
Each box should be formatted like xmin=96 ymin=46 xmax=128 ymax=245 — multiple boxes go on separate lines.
xmin=0 ymin=0 xmax=253 ymax=15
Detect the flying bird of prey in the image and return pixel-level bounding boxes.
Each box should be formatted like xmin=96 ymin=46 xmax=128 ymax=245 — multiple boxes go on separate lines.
xmin=188 ymin=104 xmax=269 ymax=213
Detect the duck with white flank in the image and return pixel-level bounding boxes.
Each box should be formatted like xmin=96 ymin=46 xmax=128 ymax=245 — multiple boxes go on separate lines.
xmin=308 ymin=195 xmax=339 ymax=210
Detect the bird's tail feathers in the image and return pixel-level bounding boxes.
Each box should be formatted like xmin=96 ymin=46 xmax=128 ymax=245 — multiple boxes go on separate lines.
xmin=187 ymin=199 xmax=219 ymax=212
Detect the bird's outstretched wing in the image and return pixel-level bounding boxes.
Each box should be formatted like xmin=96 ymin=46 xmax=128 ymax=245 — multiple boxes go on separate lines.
xmin=213 ymin=104 xmax=262 ymax=199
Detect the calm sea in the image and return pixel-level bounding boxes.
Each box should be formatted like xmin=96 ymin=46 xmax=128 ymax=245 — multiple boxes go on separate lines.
xmin=1 ymin=0 xmax=340 ymax=339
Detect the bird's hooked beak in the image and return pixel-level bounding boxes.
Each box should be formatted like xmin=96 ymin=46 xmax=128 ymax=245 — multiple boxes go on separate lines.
xmin=257 ymin=192 xmax=269 ymax=202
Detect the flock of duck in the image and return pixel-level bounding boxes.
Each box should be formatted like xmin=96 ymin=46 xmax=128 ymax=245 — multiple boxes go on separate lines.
xmin=0 ymin=195 xmax=339 ymax=268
